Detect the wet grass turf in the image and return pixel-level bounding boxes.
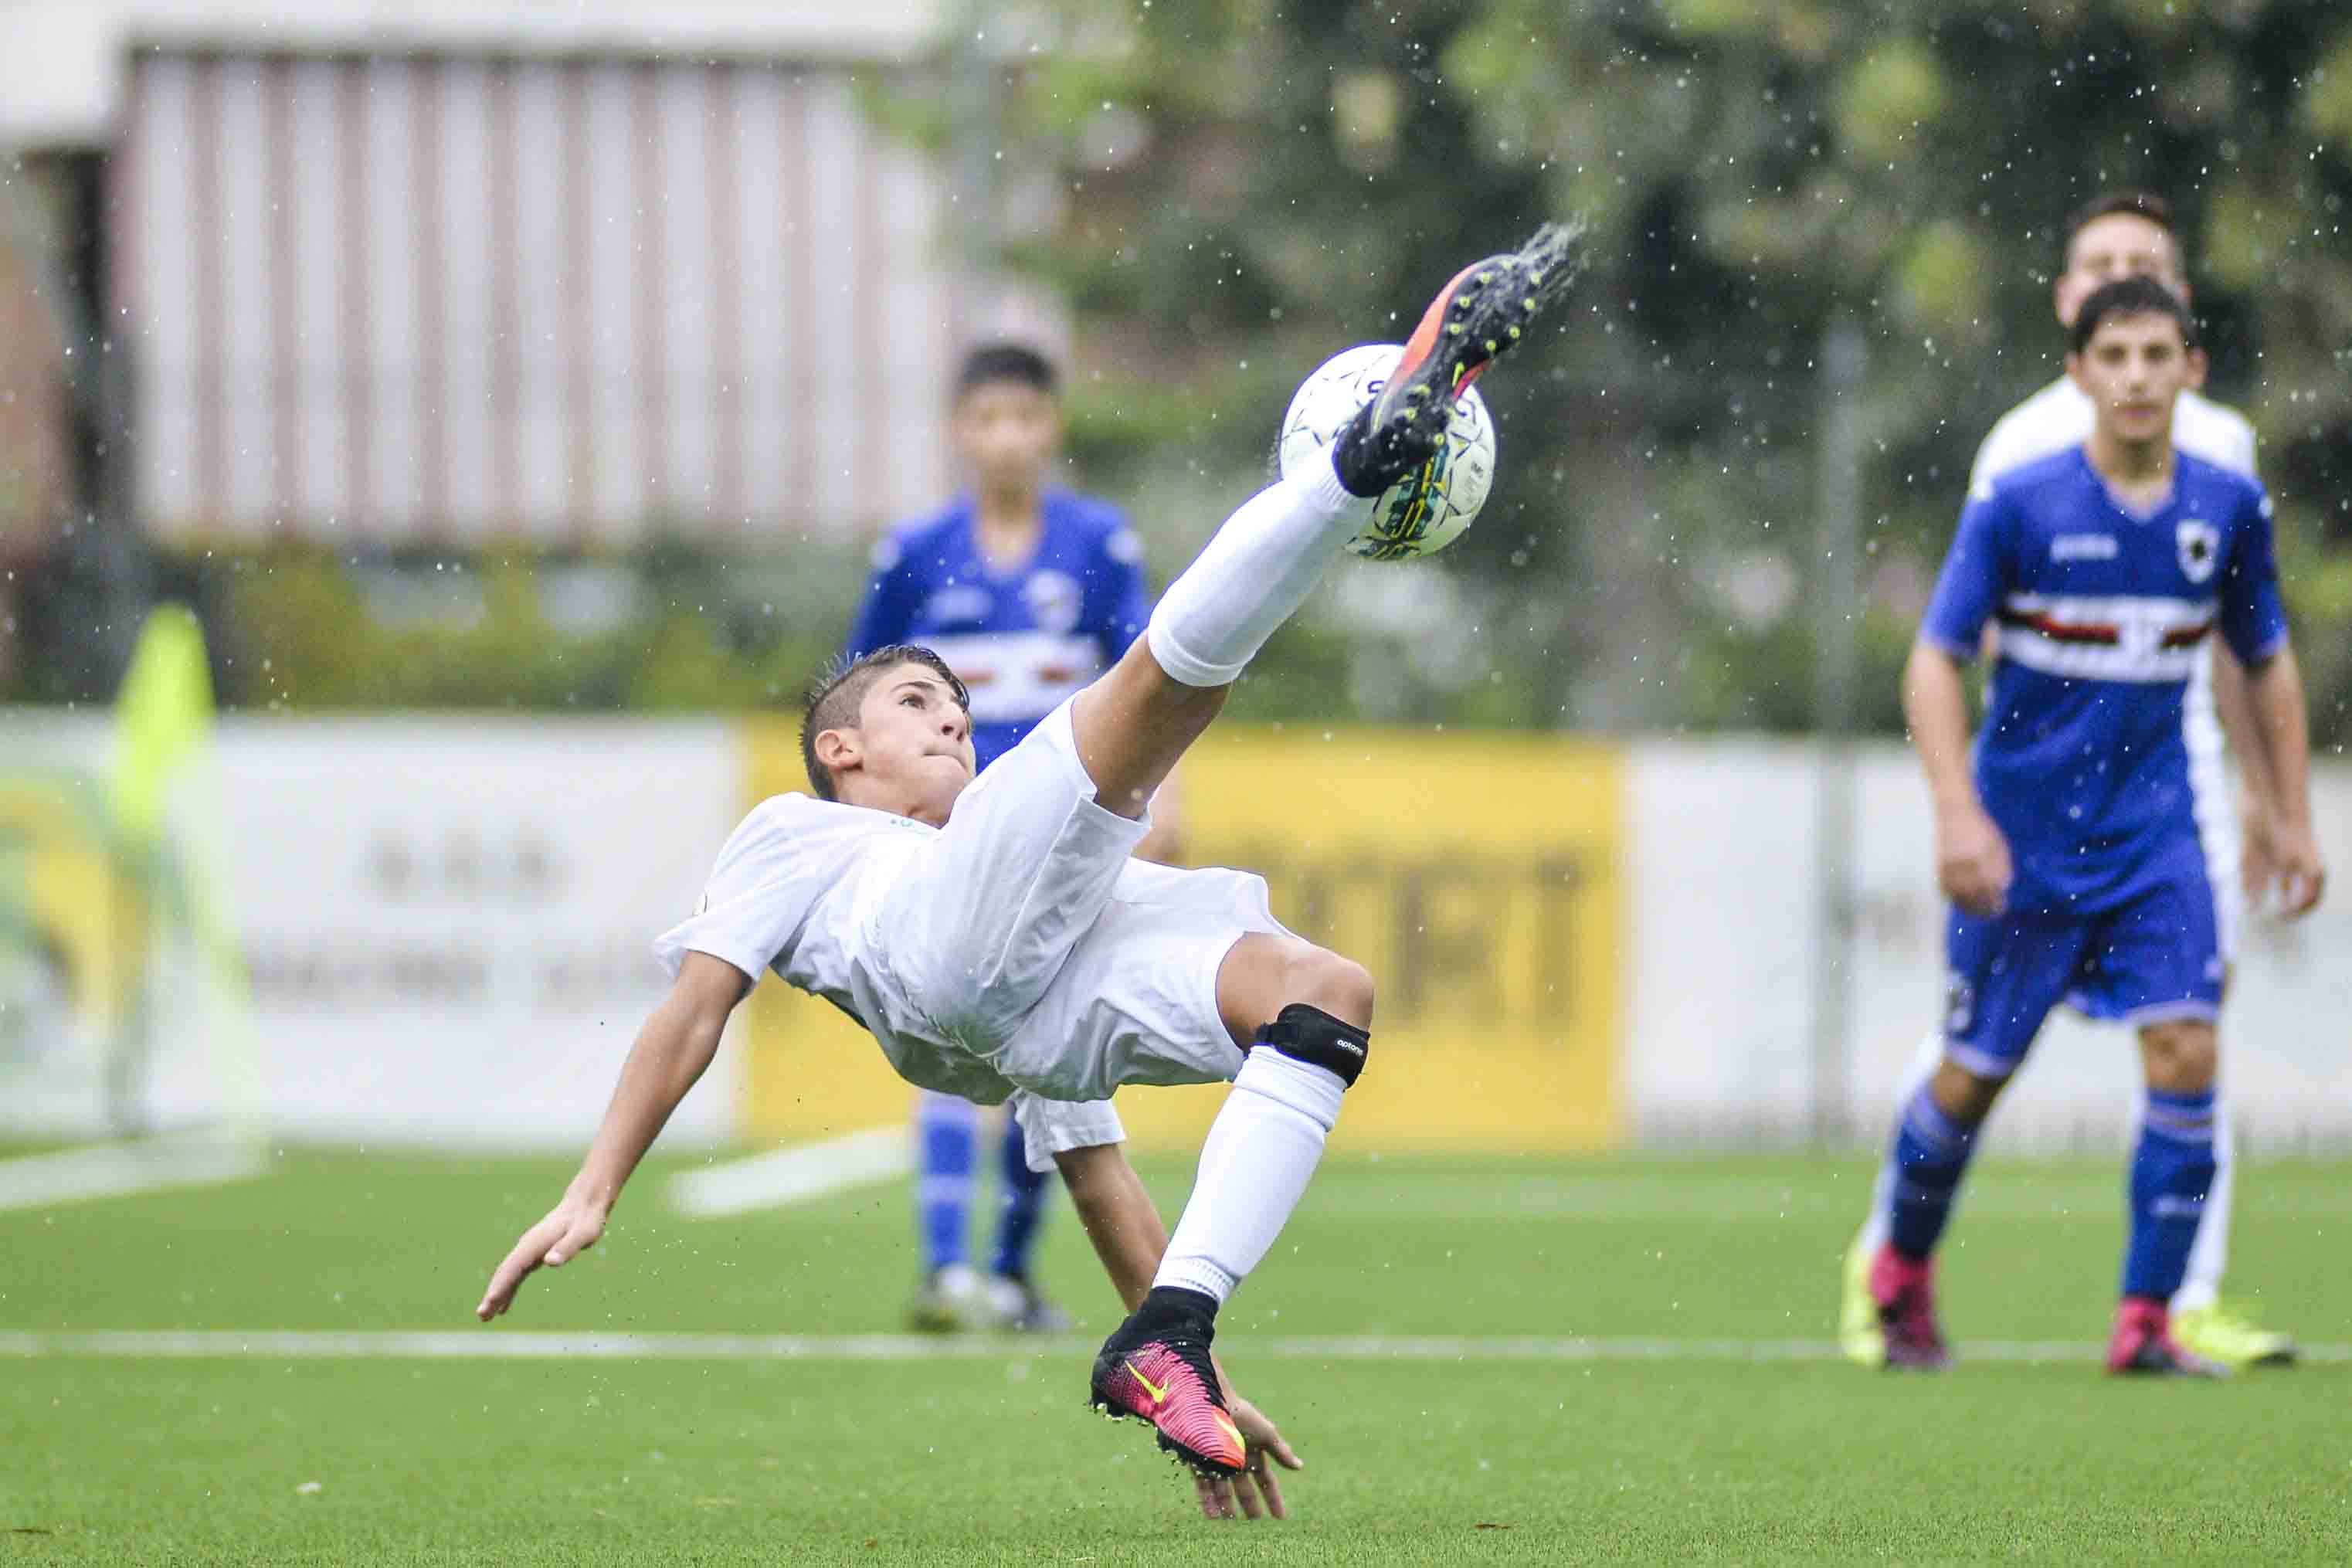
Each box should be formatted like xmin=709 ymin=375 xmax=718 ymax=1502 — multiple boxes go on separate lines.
xmin=3 ymin=1149 xmax=2349 ymax=1563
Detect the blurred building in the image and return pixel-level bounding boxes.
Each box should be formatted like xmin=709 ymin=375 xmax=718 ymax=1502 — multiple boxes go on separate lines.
xmin=2 ymin=0 xmax=1054 ymax=548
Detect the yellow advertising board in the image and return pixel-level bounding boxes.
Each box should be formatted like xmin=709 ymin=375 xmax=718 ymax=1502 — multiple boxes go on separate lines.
xmin=739 ymin=721 xmax=1624 ymax=1152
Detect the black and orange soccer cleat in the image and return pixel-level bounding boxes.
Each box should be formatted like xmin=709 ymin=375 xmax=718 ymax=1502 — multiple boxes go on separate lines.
xmin=1088 ymin=1288 xmax=1246 ymax=1478
xmin=1331 ymin=220 xmax=1584 ymax=498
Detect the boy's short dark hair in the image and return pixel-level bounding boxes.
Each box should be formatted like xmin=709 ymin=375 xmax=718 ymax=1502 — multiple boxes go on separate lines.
xmin=2069 ymin=277 xmax=2195 ymax=355
xmin=799 ymin=645 xmax=971 ymax=801
xmin=953 ymin=341 xmax=1058 ymax=402
xmin=2065 ymin=189 xmax=2177 ymax=249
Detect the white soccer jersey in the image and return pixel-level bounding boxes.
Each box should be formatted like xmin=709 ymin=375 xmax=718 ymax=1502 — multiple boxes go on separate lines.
xmin=652 ymin=701 xmax=1285 ymax=1115
xmin=1966 ymin=377 xmax=2259 ymax=954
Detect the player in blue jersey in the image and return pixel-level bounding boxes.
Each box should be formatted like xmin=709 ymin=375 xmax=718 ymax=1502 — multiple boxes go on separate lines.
xmin=1843 ymin=192 xmax=2300 ymax=1370
xmin=847 ymin=342 xmax=1181 ymax=1334
xmin=1860 ymin=277 xmax=2326 ymax=1375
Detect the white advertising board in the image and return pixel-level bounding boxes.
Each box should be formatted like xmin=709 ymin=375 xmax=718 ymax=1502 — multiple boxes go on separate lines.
xmin=208 ymin=718 xmax=744 ymax=1145
xmin=1628 ymin=742 xmax=2352 ymax=1152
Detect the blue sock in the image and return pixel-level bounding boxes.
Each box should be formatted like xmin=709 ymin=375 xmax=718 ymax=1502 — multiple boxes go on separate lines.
xmin=1885 ymin=1084 xmax=1980 ymax=1259
xmin=989 ymin=1117 xmax=1051 ymax=1281
xmin=2124 ymin=1088 xmax=2218 ymax=1300
xmin=915 ymin=1091 xmax=978 ymax=1272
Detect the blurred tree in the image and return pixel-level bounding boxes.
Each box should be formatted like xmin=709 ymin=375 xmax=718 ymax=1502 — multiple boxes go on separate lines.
xmin=945 ymin=0 xmax=2352 ymax=745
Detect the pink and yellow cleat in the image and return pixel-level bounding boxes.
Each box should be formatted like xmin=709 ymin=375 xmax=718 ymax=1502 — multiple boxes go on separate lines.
xmin=1089 ymin=1292 xmax=1246 ymax=1477
xmin=1869 ymin=1244 xmax=1952 ymax=1371
xmin=2107 ymin=1296 xmax=2228 ymax=1378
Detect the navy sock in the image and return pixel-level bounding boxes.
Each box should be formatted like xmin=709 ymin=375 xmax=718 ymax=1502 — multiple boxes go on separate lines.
xmin=2123 ymin=1087 xmax=2218 ymax=1300
xmin=989 ymin=1117 xmax=1051 ymax=1280
xmin=1885 ymin=1084 xmax=1980 ymax=1259
xmin=915 ymin=1093 xmax=978 ymax=1271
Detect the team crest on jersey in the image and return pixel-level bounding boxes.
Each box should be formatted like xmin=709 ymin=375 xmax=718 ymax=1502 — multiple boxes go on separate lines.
xmin=1022 ymin=570 xmax=1084 ymax=635
xmin=2175 ymin=520 xmax=2219 ymax=584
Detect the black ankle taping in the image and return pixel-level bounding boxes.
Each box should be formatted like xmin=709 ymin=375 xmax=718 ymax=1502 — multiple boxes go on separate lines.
xmin=1136 ymin=1285 xmax=1219 ymax=1327
xmin=1254 ymin=1003 xmax=1371 ymax=1088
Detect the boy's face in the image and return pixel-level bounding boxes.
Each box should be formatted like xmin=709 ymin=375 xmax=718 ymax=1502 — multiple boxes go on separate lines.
xmin=2053 ymin=213 xmax=2184 ymax=328
xmin=820 ymin=664 xmax=974 ymax=826
xmin=952 ymin=380 xmax=1061 ymax=497
xmin=2067 ymin=311 xmax=2191 ymax=450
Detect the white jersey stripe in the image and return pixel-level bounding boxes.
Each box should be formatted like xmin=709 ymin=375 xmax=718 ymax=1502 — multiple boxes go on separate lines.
xmin=2001 ymin=591 xmax=2215 ymax=626
xmin=921 ymin=630 xmax=1109 ymax=726
xmin=1995 ymin=627 xmax=2203 ymax=684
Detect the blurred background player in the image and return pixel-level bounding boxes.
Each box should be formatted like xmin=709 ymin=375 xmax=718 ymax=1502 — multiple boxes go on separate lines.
xmin=1842 ymin=192 xmax=2306 ymax=1370
xmin=1855 ymin=279 xmax=2323 ymax=1376
xmin=845 ymin=342 xmax=1184 ymax=1333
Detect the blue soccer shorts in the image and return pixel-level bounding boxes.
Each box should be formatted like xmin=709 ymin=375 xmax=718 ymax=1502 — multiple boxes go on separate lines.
xmin=1940 ymin=856 xmax=2225 ymax=1081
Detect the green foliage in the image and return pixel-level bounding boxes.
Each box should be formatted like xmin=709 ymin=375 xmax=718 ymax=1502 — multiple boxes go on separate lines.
xmin=199 ymin=543 xmax=864 ymax=714
xmin=938 ymin=0 xmax=2352 ymax=742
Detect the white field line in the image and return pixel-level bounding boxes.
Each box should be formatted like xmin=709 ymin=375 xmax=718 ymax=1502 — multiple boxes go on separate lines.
xmin=664 ymin=1126 xmax=910 ymax=1218
xmin=0 ymin=1133 xmax=268 ymax=1214
xmin=2 ymin=1329 xmax=2345 ymax=1364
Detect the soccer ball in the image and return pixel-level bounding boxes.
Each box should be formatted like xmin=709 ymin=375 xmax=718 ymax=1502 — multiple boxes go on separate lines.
xmin=1277 ymin=342 xmax=1497 ymax=560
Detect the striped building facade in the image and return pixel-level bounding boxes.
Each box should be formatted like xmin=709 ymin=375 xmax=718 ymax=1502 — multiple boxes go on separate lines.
xmin=113 ymin=52 xmax=981 ymax=545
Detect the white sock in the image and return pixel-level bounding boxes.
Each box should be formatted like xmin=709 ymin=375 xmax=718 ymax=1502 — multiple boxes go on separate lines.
xmin=1144 ymin=453 xmax=1369 ymax=688
xmin=2172 ymin=1091 xmax=2233 ymax=1313
xmin=1153 ymin=1047 xmax=1348 ymax=1305
xmin=1857 ymin=1029 xmax=1946 ymax=1256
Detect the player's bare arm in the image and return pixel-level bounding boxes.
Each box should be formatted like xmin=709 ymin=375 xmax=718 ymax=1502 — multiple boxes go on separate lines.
xmin=2208 ymin=647 xmax=2286 ymax=899
xmin=2239 ymin=645 xmax=2326 ymax=916
xmin=475 ymin=951 xmax=748 ymax=1320
xmin=1902 ymin=640 xmax=2012 ymax=918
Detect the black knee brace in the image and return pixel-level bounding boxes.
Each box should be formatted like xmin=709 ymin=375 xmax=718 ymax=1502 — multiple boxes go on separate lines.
xmin=1254 ymin=1003 xmax=1370 ymax=1088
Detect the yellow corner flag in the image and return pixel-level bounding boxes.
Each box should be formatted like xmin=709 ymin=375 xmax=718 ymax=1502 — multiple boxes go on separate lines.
xmin=104 ymin=604 xmax=261 ymax=1142
xmin=107 ymin=604 xmax=217 ymax=850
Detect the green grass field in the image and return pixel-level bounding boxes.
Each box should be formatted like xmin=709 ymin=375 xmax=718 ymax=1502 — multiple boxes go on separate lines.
xmin=4 ymin=1148 xmax=2349 ymax=1563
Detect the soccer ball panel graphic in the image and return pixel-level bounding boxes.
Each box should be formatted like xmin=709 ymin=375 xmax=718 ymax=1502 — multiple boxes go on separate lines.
xmin=1276 ymin=343 xmax=1498 ymax=561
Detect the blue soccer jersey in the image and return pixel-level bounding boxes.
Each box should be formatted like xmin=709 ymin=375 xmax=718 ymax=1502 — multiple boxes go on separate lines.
xmin=847 ymin=490 xmax=1152 ymax=769
xmin=1921 ymin=446 xmax=2287 ymax=908
xmin=1918 ymin=445 xmax=2288 ymax=1068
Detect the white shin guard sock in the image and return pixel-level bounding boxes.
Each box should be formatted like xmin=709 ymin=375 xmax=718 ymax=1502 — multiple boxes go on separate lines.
xmin=1153 ymin=1047 xmax=1349 ymax=1306
xmin=1144 ymin=455 xmax=1369 ymax=689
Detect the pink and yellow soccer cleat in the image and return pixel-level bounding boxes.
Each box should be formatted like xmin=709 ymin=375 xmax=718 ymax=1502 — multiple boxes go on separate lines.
xmin=1088 ymin=1292 xmax=1246 ymax=1478
xmin=2107 ymin=1297 xmax=2228 ymax=1378
xmin=1870 ymin=1244 xmax=1953 ymax=1372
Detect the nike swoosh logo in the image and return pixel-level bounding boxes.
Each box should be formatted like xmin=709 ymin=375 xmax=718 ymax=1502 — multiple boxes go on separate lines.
xmin=1125 ymin=1359 xmax=1170 ymax=1405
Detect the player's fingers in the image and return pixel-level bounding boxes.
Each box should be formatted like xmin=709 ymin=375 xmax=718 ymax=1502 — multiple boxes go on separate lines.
xmin=1261 ymin=1432 xmax=1304 ymax=1471
xmin=1194 ymin=1474 xmax=1232 ymax=1520
xmin=1231 ymin=1467 xmax=1264 ymax=1521
xmin=548 ymin=1220 xmax=600 ymax=1267
xmin=1255 ymin=1458 xmax=1288 ymax=1520
xmin=2285 ymin=867 xmax=2323 ymax=917
xmin=476 ymin=1247 xmax=538 ymax=1319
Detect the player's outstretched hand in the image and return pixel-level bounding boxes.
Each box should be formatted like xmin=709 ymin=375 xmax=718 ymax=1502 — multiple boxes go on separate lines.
xmin=1192 ymin=1395 xmax=1302 ymax=1522
xmin=1935 ymin=802 xmax=2013 ymax=918
xmin=476 ymin=1199 xmax=608 ymax=1320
